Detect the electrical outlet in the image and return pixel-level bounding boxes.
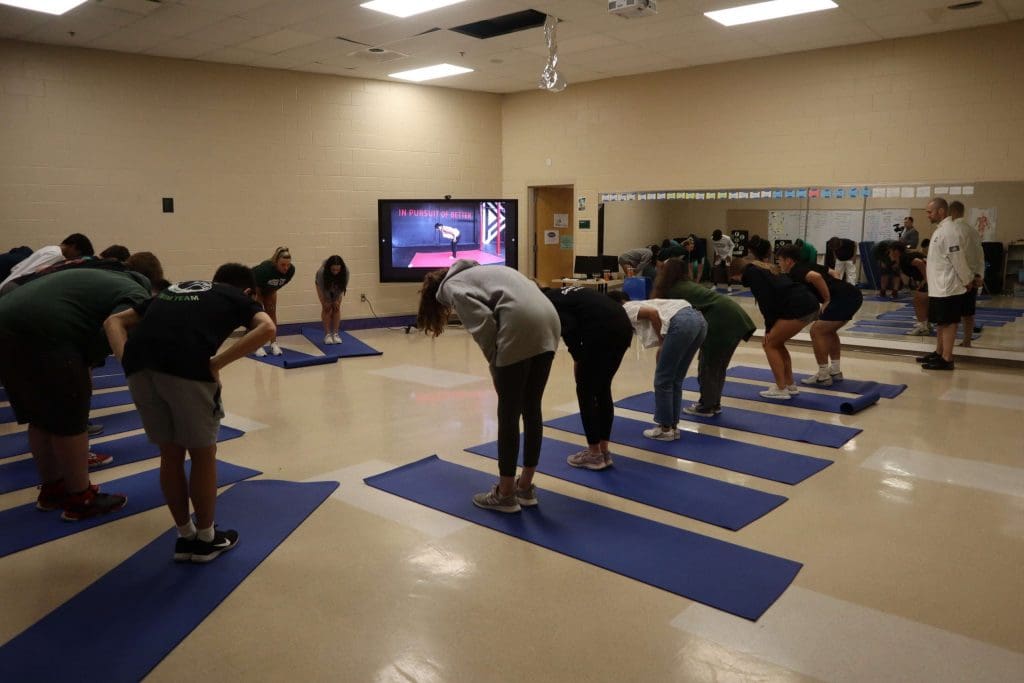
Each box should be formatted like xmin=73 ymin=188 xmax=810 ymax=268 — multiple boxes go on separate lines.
xmin=360 ymin=293 xmax=367 ymax=302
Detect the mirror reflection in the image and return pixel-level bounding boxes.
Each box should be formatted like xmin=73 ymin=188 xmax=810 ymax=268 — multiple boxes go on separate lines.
xmin=601 ymin=182 xmax=1024 ymax=355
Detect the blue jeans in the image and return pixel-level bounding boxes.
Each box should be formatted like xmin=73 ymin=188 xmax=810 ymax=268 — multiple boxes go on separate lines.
xmin=653 ymin=307 xmax=707 ymax=427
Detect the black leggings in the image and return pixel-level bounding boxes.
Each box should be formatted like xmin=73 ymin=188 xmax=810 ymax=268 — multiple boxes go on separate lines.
xmin=576 ymin=344 xmax=630 ymax=445
xmin=490 ymin=351 xmax=555 ymax=477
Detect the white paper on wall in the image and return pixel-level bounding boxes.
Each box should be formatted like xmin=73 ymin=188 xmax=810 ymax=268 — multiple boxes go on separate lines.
xmin=864 ymin=208 xmax=910 ymax=243
xmin=768 ymin=210 xmax=807 ymax=243
xmin=806 ymin=210 xmax=863 ymax=251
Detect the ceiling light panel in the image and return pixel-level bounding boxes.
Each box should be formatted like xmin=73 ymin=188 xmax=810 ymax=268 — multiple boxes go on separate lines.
xmin=705 ymin=0 xmax=838 ymax=27
xmin=0 ymin=0 xmax=88 ymax=15
xmin=388 ymin=63 xmax=473 ymax=81
xmin=361 ymin=0 xmax=467 ymax=19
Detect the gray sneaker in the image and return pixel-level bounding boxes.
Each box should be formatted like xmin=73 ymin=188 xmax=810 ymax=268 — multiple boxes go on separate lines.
xmin=682 ymin=403 xmax=717 ymax=417
xmin=602 ymin=451 xmax=614 ymax=467
xmin=567 ymin=449 xmax=610 ymax=470
xmin=829 ymin=371 xmax=844 ymax=381
xmin=515 ymin=478 xmax=539 ymax=506
xmin=472 ymin=485 xmax=521 ymax=513
xmin=800 ymin=374 xmax=832 ymax=386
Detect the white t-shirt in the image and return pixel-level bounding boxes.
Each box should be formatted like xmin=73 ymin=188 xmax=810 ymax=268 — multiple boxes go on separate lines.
xmin=925 ymin=217 xmax=972 ymax=298
xmin=0 ymin=245 xmax=63 ymax=289
xmin=622 ymin=298 xmax=693 ymax=348
xmin=711 ymin=236 xmax=734 ymax=265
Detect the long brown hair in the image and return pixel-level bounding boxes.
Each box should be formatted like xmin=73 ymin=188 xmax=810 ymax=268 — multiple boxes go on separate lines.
xmin=651 ymin=257 xmax=689 ymax=298
xmin=416 ymin=268 xmax=452 ymax=337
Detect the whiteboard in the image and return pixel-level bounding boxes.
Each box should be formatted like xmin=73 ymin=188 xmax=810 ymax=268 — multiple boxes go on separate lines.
xmin=806 ymin=210 xmax=863 ymax=251
xmin=864 ymin=208 xmax=909 ymax=243
xmin=767 ymin=210 xmax=806 ymax=242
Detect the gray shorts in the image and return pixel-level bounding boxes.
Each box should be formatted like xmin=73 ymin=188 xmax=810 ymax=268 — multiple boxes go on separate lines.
xmin=797 ymin=309 xmax=820 ymax=324
xmin=128 ymin=369 xmax=224 ymax=449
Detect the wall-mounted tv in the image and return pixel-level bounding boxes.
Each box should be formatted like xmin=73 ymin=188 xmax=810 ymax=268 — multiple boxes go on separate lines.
xmin=378 ymin=199 xmax=518 ymax=283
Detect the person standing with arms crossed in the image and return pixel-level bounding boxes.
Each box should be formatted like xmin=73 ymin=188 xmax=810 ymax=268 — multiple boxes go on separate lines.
xmin=252 ymin=247 xmax=294 ymax=356
xmin=918 ymin=198 xmax=972 ymax=370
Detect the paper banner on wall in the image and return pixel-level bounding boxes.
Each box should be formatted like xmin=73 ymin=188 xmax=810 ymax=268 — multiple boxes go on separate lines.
xmin=934 ymin=186 xmax=949 ymax=194
xmin=915 ymin=186 xmax=931 ymax=198
xmin=885 ymin=187 xmax=900 ymax=198
xmin=717 ymin=192 xmax=728 ymax=199
xmin=969 ymin=208 xmax=996 ymax=241
xmin=560 ymin=235 xmax=573 ymax=249
xmin=773 ymin=190 xmax=783 ymax=199
xmin=900 ymin=187 xmax=915 ymax=198
xmin=553 ymin=213 xmax=568 ymax=228
xmin=761 ymin=190 xmax=772 ymax=199
xmin=948 ymin=186 xmax=962 ymax=195
xmin=544 ymin=229 xmax=559 ymax=245
xmin=797 ymin=189 xmax=808 ymax=198
xmin=696 ymin=192 xmax=705 ymax=200
xmin=809 ymin=188 xmax=820 ymax=198
xmin=835 ymin=188 xmax=845 ymax=199
xmin=822 ymin=188 xmax=832 ymax=198
xmin=862 ymin=187 xmax=872 ymax=197
xmin=656 ymin=192 xmax=666 ymax=199
xmin=849 ymin=187 xmax=859 ymax=198
xmin=963 ymin=185 xmax=974 ymax=195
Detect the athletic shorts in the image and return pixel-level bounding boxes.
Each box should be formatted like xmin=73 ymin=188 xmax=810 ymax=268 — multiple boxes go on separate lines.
xmin=821 ymin=291 xmax=864 ymax=322
xmin=0 ymin=334 xmax=91 ymax=436
xmin=961 ymin=288 xmax=978 ymax=316
xmin=928 ymin=295 xmax=963 ymax=326
xmin=127 ymin=368 xmax=224 ymax=449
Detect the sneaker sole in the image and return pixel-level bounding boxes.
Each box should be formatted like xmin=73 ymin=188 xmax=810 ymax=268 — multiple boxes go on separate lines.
xmin=60 ymin=495 xmax=128 ymax=522
xmin=190 ymin=540 xmax=238 ymax=564
xmin=567 ymin=458 xmax=610 ymax=471
xmin=517 ymin=497 xmax=539 ymax=507
xmin=173 ymin=551 xmax=193 ymax=562
xmin=472 ymin=499 xmax=521 ymax=513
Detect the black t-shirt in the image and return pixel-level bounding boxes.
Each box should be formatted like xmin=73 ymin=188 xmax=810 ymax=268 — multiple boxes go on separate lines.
xmin=543 ymin=286 xmax=633 ymax=360
xmin=899 ymin=252 xmax=925 ymax=280
xmin=742 ymin=263 xmax=818 ymax=328
xmin=789 ymin=262 xmax=860 ymax=303
xmin=122 ymin=282 xmax=263 ymax=382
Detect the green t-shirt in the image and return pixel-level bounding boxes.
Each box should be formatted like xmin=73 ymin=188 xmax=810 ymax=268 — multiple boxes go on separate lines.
xmin=667 ymin=281 xmax=756 ymax=349
xmin=253 ymin=260 xmax=295 ymax=292
xmin=800 ymin=242 xmax=818 ymax=264
xmin=0 ymin=268 xmax=150 ymax=363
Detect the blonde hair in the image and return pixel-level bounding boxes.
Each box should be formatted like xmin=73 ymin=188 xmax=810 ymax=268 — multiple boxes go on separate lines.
xmin=272 ymin=246 xmax=291 ymax=262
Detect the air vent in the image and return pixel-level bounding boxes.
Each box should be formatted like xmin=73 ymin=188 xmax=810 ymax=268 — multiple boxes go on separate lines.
xmin=948 ymin=1 xmax=983 ymax=8
xmin=348 ymin=46 xmax=409 ymax=63
xmin=449 ymin=9 xmax=548 ymax=39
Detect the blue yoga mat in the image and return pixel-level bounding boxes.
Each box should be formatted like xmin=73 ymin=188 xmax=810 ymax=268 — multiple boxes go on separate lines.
xmin=867 ymin=318 xmax=994 ymax=329
xmin=725 ymin=365 xmax=906 ymax=399
xmin=865 ymin=294 xmax=912 ymax=302
xmin=247 ymin=347 xmax=338 ymax=369
xmin=546 ymin=413 xmax=831 ymax=484
xmin=614 ymin=391 xmax=860 ymax=447
xmin=0 ymin=426 xmax=244 ymax=495
xmin=92 ymin=356 xmax=124 ymax=377
xmin=465 ymin=437 xmax=787 ymax=530
xmin=728 ymin=290 xmax=754 ymax=297
xmin=0 ymin=479 xmax=337 ymax=680
xmin=849 ymin=323 xmax=980 ymax=340
xmin=365 ymin=456 xmax=802 ymax=621
xmin=300 ymin=326 xmax=383 ymax=358
xmin=683 ymin=378 xmax=879 ymax=415
xmin=0 ymin=410 xmax=145 ymax=461
xmin=1 ymin=389 xmax=135 ymax=424
xmin=0 ymin=460 xmax=261 ymax=559
xmin=876 ymin=312 xmax=1004 ymax=326
xmin=896 ymin=303 xmax=1019 ymax=317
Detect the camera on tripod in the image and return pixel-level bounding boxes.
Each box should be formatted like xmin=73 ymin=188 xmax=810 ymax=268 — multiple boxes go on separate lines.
xmin=893 ymin=223 xmax=905 ymax=234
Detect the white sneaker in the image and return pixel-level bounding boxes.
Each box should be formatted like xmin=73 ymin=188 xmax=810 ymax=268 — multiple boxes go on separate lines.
xmin=323 ymin=334 xmax=333 ymax=345
xmin=642 ymin=425 xmax=678 ymax=441
xmin=269 ymin=341 xmax=283 ymax=356
xmin=908 ymin=323 xmax=929 ymax=336
xmin=331 ymin=333 xmax=342 ymax=344
xmin=786 ymin=384 xmax=800 ymax=395
xmin=801 ymin=374 xmax=832 ymax=386
xmin=759 ymin=387 xmax=792 ymax=400
xmin=255 ymin=346 xmax=267 ymax=357
xmin=829 ymin=371 xmax=844 ymax=381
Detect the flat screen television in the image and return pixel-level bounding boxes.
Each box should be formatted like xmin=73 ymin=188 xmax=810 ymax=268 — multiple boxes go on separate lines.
xmin=378 ymin=198 xmax=518 ymax=283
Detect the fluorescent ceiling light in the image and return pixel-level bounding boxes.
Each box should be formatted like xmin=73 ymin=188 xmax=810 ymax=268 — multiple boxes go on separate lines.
xmin=0 ymin=0 xmax=88 ymax=14
xmin=705 ymin=0 xmax=838 ymax=27
xmin=361 ymin=0 xmax=467 ymax=19
xmin=389 ymin=63 xmax=473 ymax=82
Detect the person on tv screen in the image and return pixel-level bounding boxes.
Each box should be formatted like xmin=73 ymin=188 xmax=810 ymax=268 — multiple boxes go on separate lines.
xmin=435 ymin=223 xmax=461 ymax=259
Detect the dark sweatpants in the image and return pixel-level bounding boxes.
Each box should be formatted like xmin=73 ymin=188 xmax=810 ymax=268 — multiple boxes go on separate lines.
xmin=490 ymin=352 xmax=555 ymax=477
xmin=576 ymin=340 xmax=631 ymax=445
xmin=697 ymin=337 xmax=742 ymax=410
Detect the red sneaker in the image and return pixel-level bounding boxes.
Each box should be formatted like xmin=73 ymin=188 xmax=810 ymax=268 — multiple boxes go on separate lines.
xmin=61 ymin=486 xmax=126 ymax=521
xmin=87 ymin=451 xmax=113 ymax=468
xmin=36 ymin=479 xmax=66 ymax=511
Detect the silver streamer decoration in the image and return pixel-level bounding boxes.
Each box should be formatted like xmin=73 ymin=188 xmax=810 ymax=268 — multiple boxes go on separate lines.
xmin=538 ymin=15 xmax=567 ymax=93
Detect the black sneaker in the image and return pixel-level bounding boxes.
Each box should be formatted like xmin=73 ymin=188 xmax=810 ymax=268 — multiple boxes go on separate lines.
xmin=174 ymin=536 xmax=195 ymax=562
xmin=86 ymin=422 xmax=103 ymax=436
xmin=915 ymin=352 xmax=940 ymax=364
xmin=190 ymin=528 xmax=239 ymax=564
xmin=922 ymin=358 xmax=955 ymax=371
xmin=61 ymin=488 xmax=127 ymax=521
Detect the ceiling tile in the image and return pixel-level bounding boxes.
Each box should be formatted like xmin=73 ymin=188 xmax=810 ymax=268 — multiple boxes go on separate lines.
xmin=237 ymin=28 xmax=323 ymax=53
xmin=126 ymin=3 xmax=229 ymax=37
xmin=184 ymin=16 xmax=277 ymax=44
xmin=144 ymin=36 xmax=227 ymax=59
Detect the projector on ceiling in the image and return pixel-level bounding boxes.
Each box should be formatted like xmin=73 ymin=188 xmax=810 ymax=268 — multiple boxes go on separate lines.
xmin=608 ymin=0 xmax=657 ymax=18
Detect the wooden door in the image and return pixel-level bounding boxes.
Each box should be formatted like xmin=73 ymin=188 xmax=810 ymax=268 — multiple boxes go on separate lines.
xmin=534 ymin=186 xmax=574 ymax=284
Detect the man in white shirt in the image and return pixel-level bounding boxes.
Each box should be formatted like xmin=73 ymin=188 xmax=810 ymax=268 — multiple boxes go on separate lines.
xmin=919 ymin=198 xmax=973 ymax=370
xmin=0 ymin=233 xmax=94 ymax=294
xmin=949 ymin=201 xmax=985 ymax=347
xmin=710 ymin=229 xmax=735 ymax=293
xmin=434 ymin=223 xmax=461 ymax=258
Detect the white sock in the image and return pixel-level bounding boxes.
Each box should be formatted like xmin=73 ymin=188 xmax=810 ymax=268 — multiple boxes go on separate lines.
xmin=197 ymin=525 xmax=215 ymax=542
xmin=830 ymin=360 xmax=841 ymax=373
xmin=818 ymin=363 xmax=829 ymax=378
xmin=177 ymin=521 xmax=197 ymax=539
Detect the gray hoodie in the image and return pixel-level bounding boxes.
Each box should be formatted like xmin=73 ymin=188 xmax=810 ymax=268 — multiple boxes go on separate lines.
xmin=437 ymin=259 xmax=560 ymax=367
